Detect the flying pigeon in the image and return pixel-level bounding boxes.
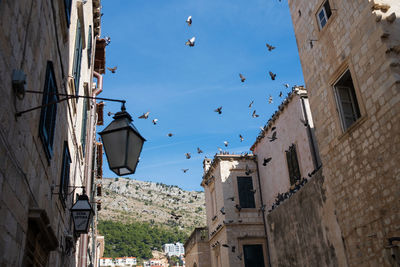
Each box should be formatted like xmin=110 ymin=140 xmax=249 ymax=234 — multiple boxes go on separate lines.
xmin=268 ymin=131 xmax=277 ymax=142
xmin=185 ymin=37 xmax=195 ymax=47
xmin=107 ymin=111 xmax=115 ymax=117
xmin=252 ymin=110 xmax=259 ymax=118
xmin=239 ymin=134 xmax=244 ymax=142
xmin=197 ymin=147 xmax=203 ymax=154
xmin=222 ymin=244 xmax=229 ymax=248
xmin=248 ymin=100 xmax=254 ymax=108
xmin=107 ymin=66 xmax=117 ymax=73
xmin=269 ymin=71 xmax=276 ymax=80
xmin=167 ymin=133 xmax=174 ymax=137
xmin=182 ymin=169 xmax=189 ymax=173
xmin=283 ymin=83 xmax=289 ymax=88
xmin=239 ymin=73 xmax=246 ymax=82
xmin=268 ymin=95 xmax=273 ymax=104
xmin=218 ymin=147 xmax=223 ymax=152
xmin=185 ymin=153 xmax=191 ymax=159
xmin=186 ymin=16 xmax=192 ymax=26
xmin=105 ymin=36 xmax=111 ymax=45
xmin=300 ymin=118 xmax=308 ymax=126
xmin=263 ymin=157 xmax=272 ymax=166
xmin=138 ymin=111 xmax=150 ymax=119
xmin=266 ymin=43 xmax=275 ymax=51
xmin=214 ymin=106 xmax=222 ymax=114
xmin=271 ymin=126 xmax=276 ymax=131
xmin=152 ymin=119 xmax=158 ymax=125
xmin=224 ymin=141 xmax=229 ymax=147
xmin=235 ymin=204 xmax=242 ymax=211
xmin=220 ymin=207 xmax=225 ymax=215
xmin=279 ymin=91 xmax=283 ymax=97
xmin=245 ymin=164 xmax=253 ymax=175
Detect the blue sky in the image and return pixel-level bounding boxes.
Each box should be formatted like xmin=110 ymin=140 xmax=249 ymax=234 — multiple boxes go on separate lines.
xmin=98 ymin=0 xmax=304 ymax=191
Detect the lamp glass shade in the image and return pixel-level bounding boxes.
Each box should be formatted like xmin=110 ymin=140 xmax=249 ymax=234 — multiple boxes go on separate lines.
xmin=99 ymin=110 xmax=145 ymax=176
xmin=70 ymin=194 xmax=93 ymax=234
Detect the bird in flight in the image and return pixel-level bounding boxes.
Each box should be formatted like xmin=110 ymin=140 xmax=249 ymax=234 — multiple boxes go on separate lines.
xmin=271 ymin=126 xmax=276 ymax=131
xmin=269 ymin=71 xmax=276 ymax=80
xmin=283 ymin=83 xmax=289 ymax=88
xmin=197 ymin=147 xmax=203 ymax=154
xmin=185 ymin=152 xmax=191 ymax=159
xmin=214 ymin=106 xmax=222 ymax=114
xmin=224 ymin=141 xmax=229 ymax=147
xmin=268 ymin=95 xmax=273 ymax=104
xmin=104 ymin=36 xmax=111 ymax=46
xmin=182 ymin=169 xmax=189 ymax=173
xmin=138 ymin=111 xmax=150 ymax=119
xmin=239 ymin=73 xmax=246 ymax=82
xmin=252 ymin=110 xmax=259 ymax=118
xmin=263 ymin=157 xmax=272 ymax=166
xmin=107 ymin=66 xmax=117 ymax=73
xmin=245 ymin=164 xmax=253 ymax=175
xmin=239 ymin=134 xmax=244 ymax=142
xmin=248 ymin=100 xmax=254 ymax=108
xmin=279 ymin=91 xmax=283 ymax=97
xmin=167 ymin=133 xmax=174 ymax=137
xmin=218 ymin=147 xmax=223 ymax=152
xmin=300 ymin=118 xmax=308 ymax=126
xmin=266 ymin=43 xmax=275 ymax=51
xmin=185 ymin=37 xmax=196 ymax=47
xmin=186 ymin=16 xmax=192 ymax=26
xmin=152 ymin=119 xmax=158 ymax=125
xmin=268 ymin=131 xmax=277 ymax=142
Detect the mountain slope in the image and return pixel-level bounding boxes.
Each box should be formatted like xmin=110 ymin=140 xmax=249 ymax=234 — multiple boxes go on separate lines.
xmin=98 ymin=178 xmax=206 ymax=233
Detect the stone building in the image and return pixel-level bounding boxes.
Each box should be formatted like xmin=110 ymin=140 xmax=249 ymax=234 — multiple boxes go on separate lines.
xmin=286 ymin=0 xmax=400 ymax=266
xmin=0 ymin=0 xmax=105 ymax=266
xmin=251 ymin=86 xmax=321 ymax=209
xmin=201 ymin=154 xmax=269 ymax=267
xmin=184 ymin=227 xmax=211 ymax=267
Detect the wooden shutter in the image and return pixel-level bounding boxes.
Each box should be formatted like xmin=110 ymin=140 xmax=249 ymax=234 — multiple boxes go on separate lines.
xmin=73 ymin=20 xmax=83 ymax=96
xmin=96 ymin=142 xmax=103 ymax=178
xmin=237 ymin=177 xmax=256 ymax=208
xmin=96 ymin=102 xmax=104 ymax=125
xmin=286 ymin=144 xmax=301 ymax=185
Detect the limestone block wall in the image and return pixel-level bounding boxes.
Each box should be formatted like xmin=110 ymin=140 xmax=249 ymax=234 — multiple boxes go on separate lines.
xmin=266 ymin=169 xmax=347 ymax=267
xmin=287 ymin=0 xmax=400 ymax=266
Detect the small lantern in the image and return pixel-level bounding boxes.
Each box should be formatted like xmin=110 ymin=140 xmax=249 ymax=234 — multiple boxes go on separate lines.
xmin=70 ymin=193 xmax=94 ymax=234
xmin=99 ymin=105 xmax=145 ymax=176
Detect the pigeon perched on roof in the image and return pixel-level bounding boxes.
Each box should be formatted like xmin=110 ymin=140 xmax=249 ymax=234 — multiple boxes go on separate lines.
xmin=186 ymin=16 xmax=192 ymax=26
xmin=185 ymin=37 xmax=196 ymax=47
xmin=138 ymin=111 xmax=150 ymax=119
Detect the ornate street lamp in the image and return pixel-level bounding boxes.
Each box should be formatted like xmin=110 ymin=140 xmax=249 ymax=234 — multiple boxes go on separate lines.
xmin=70 ymin=192 xmax=94 ymax=234
xmin=99 ymin=104 xmax=146 ymax=176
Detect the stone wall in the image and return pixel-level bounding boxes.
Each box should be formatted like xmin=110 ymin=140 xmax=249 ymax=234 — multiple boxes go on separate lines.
xmin=287 ymin=0 xmax=400 ymax=266
xmin=267 ymin=169 xmax=347 ymax=267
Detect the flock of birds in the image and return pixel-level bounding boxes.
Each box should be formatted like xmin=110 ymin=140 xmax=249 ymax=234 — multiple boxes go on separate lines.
xmin=104 ymin=15 xmax=294 ymax=175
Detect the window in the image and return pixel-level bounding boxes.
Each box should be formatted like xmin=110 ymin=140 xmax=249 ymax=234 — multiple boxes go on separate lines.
xmin=317 ymin=0 xmax=332 ymax=30
xmin=237 ymin=177 xmax=256 ymax=208
xmin=72 ymin=20 xmax=83 ymax=97
xmin=80 ymin=96 xmax=89 ymax=156
xmin=243 ymin=245 xmax=265 ymax=267
xmin=87 ymin=25 xmax=93 ymax=68
xmin=60 ymin=141 xmax=71 ymax=205
xmin=210 ymin=188 xmax=217 ymax=216
xmin=39 ymin=61 xmax=58 ymax=160
xmin=286 ymin=144 xmax=301 ymax=185
xmin=64 ymin=0 xmax=72 ymax=26
xmin=333 ymin=70 xmax=361 ymax=131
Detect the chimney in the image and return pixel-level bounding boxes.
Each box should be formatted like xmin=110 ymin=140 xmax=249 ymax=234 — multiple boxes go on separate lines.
xmin=203 ymin=158 xmax=212 ymax=174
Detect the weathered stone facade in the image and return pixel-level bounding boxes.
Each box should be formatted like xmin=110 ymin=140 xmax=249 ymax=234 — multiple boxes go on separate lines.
xmin=287 ymin=0 xmax=400 ymax=266
xmin=0 ymin=0 xmax=104 ymax=266
xmin=201 ymin=155 xmax=269 ymax=267
xmin=185 ymin=227 xmax=212 ymax=267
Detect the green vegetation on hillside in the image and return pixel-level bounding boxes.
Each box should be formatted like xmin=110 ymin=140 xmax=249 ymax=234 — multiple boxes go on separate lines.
xmin=98 ymin=220 xmax=188 ymax=259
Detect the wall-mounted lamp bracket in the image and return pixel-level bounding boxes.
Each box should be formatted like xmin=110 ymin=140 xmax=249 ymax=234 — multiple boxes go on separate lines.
xmin=15 ymin=89 xmax=126 ymax=117
xmin=51 ymin=184 xmax=86 ymax=196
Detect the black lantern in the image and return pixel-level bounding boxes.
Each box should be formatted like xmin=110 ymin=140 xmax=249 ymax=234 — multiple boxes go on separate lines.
xmin=70 ymin=193 xmax=94 ymax=234
xmin=99 ymin=105 xmax=145 ymax=176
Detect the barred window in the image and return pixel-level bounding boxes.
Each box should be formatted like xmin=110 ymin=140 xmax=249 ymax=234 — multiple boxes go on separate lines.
xmin=286 ymin=144 xmax=301 ymax=185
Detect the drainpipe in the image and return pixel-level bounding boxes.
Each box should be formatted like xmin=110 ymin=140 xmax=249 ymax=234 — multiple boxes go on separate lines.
xmin=254 ymin=156 xmax=272 ymax=267
xmin=92 ymin=71 xmax=103 ymax=96
xmin=300 ymin=97 xmax=321 ymax=169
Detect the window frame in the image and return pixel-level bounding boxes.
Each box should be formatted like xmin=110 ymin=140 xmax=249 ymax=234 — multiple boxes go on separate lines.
xmin=285 ymin=144 xmax=301 ymax=185
xmin=72 ymin=19 xmax=83 ymax=98
xmin=243 ymin=244 xmax=266 ymax=267
xmin=87 ymin=25 xmax=93 ymax=69
xmin=59 ymin=141 xmax=72 ymax=207
xmin=333 ymin=69 xmax=361 ymax=131
xmin=237 ymin=176 xmax=256 ymax=209
xmin=316 ymin=0 xmax=332 ymax=30
xmin=39 ymin=61 xmax=59 ymax=161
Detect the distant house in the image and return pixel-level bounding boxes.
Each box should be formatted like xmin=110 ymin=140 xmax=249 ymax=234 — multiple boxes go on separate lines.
xmin=100 ymin=258 xmax=114 ymax=266
xmin=163 ymin=242 xmax=185 ymax=257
